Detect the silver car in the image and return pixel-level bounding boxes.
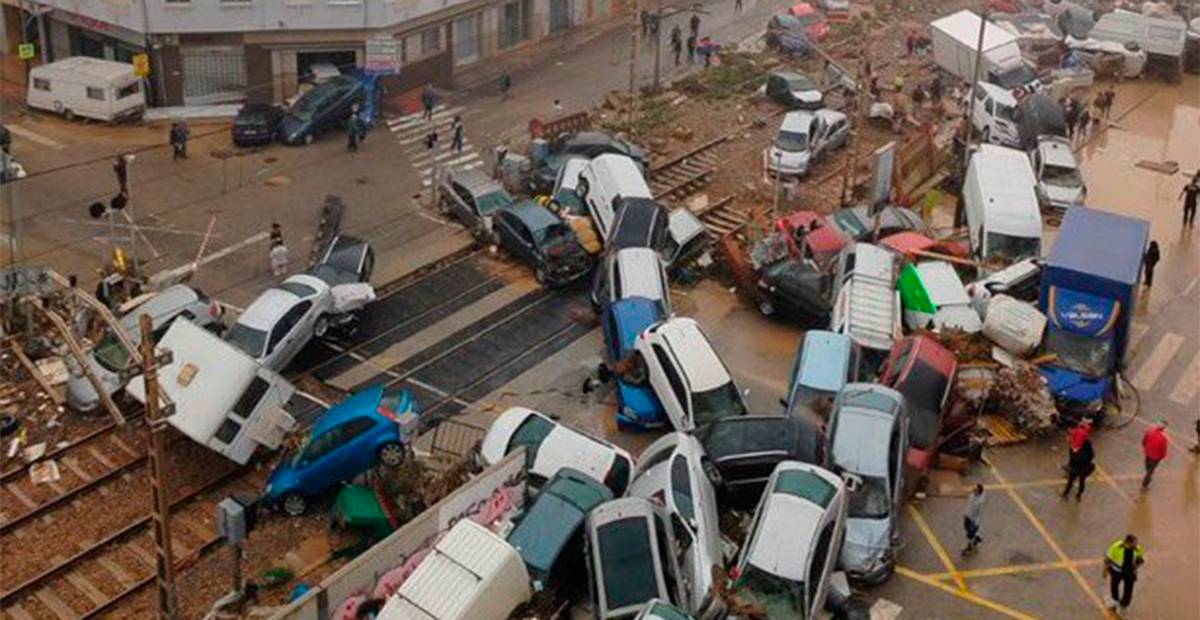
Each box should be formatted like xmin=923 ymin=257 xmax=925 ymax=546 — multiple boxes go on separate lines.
xmin=66 ymin=285 xmax=224 ymax=412
xmin=828 ymin=383 xmax=908 ymax=584
xmin=224 ymin=274 xmax=335 ymax=371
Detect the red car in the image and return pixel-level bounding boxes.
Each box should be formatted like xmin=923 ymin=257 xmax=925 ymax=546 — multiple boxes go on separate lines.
xmin=879 ymin=231 xmax=970 ymax=265
xmin=879 ymin=335 xmax=958 ymax=475
xmin=775 ymin=211 xmax=848 ymax=271
xmin=786 ymin=3 xmax=830 ymax=42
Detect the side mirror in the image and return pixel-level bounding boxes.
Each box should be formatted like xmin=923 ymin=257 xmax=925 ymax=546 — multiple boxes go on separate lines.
xmin=842 ymin=472 xmax=863 ymax=493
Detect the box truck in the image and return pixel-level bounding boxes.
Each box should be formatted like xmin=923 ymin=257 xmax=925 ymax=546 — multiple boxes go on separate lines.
xmin=930 ymin=10 xmax=1037 ymax=88
xmin=1038 ymin=207 xmax=1149 ymax=420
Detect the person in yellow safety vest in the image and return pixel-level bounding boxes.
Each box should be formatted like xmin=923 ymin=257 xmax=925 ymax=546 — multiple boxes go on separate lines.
xmin=1104 ymin=534 xmax=1145 ymax=617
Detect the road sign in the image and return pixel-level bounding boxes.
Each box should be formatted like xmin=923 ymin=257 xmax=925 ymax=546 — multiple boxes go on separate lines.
xmin=364 ymin=38 xmax=401 ymax=76
xmin=18 ymin=43 xmax=35 ymax=60
xmin=133 ymin=53 xmax=151 ymax=77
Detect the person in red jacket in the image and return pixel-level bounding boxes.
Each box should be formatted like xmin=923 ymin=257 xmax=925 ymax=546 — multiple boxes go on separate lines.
xmin=1142 ymin=421 xmax=1169 ymax=488
xmin=1069 ymin=420 xmax=1093 ymax=452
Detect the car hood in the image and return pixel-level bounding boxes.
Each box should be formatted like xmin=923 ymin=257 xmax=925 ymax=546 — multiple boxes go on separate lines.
xmin=768 ymin=146 xmax=811 ymax=171
xmin=1040 ymin=366 xmax=1109 ymax=403
xmin=792 ymin=89 xmax=822 ymax=104
xmin=264 ymin=460 xmax=303 ymax=501
xmin=842 ymin=517 xmax=892 ymax=571
xmin=1040 ymin=182 xmax=1085 ymax=207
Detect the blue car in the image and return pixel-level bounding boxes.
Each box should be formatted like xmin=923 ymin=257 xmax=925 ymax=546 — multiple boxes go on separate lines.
xmin=600 ymin=297 xmax=665 ymax=430
xmin=265 ymin=385 xmax=418 ymax=516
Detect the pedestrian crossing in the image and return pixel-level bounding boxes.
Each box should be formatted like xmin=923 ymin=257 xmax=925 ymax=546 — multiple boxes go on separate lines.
xmin=386 ymin=104 xmax=485 ymax=187
xmin=1124 ymin=323 xmax=1198 ymax=407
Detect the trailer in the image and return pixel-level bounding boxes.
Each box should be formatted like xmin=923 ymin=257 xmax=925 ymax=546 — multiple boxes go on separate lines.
xmin=930 ymin=10 xmax=1037 ymax=88
xmin=1090 ymin=10 xmax=1187 ymax=82
xmin=1038 ymin=207 xmax=1149 ymax=421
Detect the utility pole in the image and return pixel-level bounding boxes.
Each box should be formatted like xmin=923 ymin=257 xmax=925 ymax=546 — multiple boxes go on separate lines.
xmin=962 ymin=3 xmax=990 ymax=153
xmin=140 ymin=314 xmax=178 ymax=620
xmin=652 ymin=0 xmax=663 ymax=90
xmin=627 ymin=0 xmax=641 ymax=127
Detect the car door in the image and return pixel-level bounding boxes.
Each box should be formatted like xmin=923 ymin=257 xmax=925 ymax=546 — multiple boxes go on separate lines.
xmin=829 ymin=118 xmax=848 ymax=149
xmin=449 ymin=182 xmax=478 ymax=229
xmin=296 ymin=425 xmax=346 ymax=491
xmin=327 ymin=416 xmax=381 ymax=485
xmin=268 ymin=300 xmax=312 ymax=369
xmin=511 ymin=215 xmax=540 ymax=265
xmin=649 ymin=344 xmax=692 ymax=430
xmin=494 ymin=211 xmax=520 ymax=255
xmin=766 ymin=75 xmax=784 ymax=104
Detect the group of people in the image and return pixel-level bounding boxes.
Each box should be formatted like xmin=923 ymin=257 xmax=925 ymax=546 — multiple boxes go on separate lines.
xmin=668 ymin=14 xmax=710 ymax=67
xmin=419 ymin=84 xmax=465 ymax=154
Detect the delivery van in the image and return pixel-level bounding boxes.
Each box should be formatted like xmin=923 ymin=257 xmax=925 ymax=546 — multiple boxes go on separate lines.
xmin=963 ymin=144 xmax=1043 ymax=262
xmin=27 ymin=57 xmax=145 ymax=122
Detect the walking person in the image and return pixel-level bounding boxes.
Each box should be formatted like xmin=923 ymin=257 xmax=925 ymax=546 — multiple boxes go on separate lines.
xmin=1064 ymin=98 xmax=1079 ymax=141
xmin=1141 ymin=420 xmax=1169 ymax=488
xmin=689 ymin=13 xmax=701 ymax=38
xmin=686 ymin=33 xmax=697 ymax=65
xmin=169 ymin=122 xmax=186 ymax=160
xmin=670 ymin=25 xmax=683 ymax=66
xmin=734 ymin=0 xmax=743 ymax=13
xmin=1180 ymin=172 xmax=1199 ymax=228
xmin=1077 ymin=105 xmax=1091 ymax=142
xmin=421 ymin=83 xmax=437 ymax=121
xmin=1104 ymin=534 xmax=1145 ymax=617
xmin=450 ymin=115 xmax=464 ymax=153
xmin=499 ymin=71 xmax=512 ymax=100
xmin=1190 ymin=418 xmax=1200 ymax=455
xmin=641 ymin=9 xmax=651 ymax=37
xmin=552 ymin=99 xmax=564 ymax=119
xmin=346 ymin=110 xmax=363 ymax=152
xmin=113 ymin=155 xmax=129 ymax=196
xmin=269 ymin=224 xmax=289 ymax=278
xmin=962 ymin=484 xmax=986 ymax=555
xmin=1062 ymin=436 xmax=1095 ymax=501
xmin=423 ymin=126 xmax=438 ymax=150
xmin=1143 ymin=241 xmax=1161 ymax=287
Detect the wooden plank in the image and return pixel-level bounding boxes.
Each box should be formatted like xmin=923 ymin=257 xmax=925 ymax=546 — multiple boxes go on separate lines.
xmin=86 ymin=446 xmax=116 ymax=470
xmin=63 ymin=573 xmax=107 ymax=607
xmin=6 ymin=484 xmax=39 ymax=511
xmin=27 ymin=302 xmax=125 ymax=425
xmin=33 ymin=588 xmax=76 ymax=620
xmin=60 ymin=457 xmax=93 ymax=483
xmin=95 ymin=557 xmax=136 ymax=587
xmin=7 ymin=340 xmax=64 ymax=406
xmin=125 ymin=541 xmax=157 ymax=567
xmin=5 ymin=603 xmax=37 ymax=620
xmin=109 ymin=436 xmax=140 ymax=460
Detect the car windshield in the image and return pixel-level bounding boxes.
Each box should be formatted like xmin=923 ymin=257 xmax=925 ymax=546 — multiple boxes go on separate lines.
xmin=476 ymin=189 xmax=515 ymax=216
xmin=510 ymin=493 xmax=579 ymax=576
xmin=994 ymin=100 xmax=1017 ymax=122
xmin=507 ymin=414 xmax=555 ymax=461
xmin=986 ymin=232 xmax=1040 ymax=261
xmin=692 ymin=382 xmax=747 ymax=428
xmin=93 ymin=332 xmax=134 ymax=373
xmin=790 ymin=385 xmax=836 ymax=417
xmin=1045 ymin=327 xmax=1114 ymax=377
xmin=832 ymin=210 xmax=866 ymax=238
xmin=290 ymin=89 xmax=326 ymax=121
xmin=903 ymin=361 xmax=949 ymax=450
xmin=1042 ymin=163 xmax=1083 ymax=188
xmin=225 ymin=324 xmax=268 ymax=358
xmin=776 ymin=130 xmax=809 ymax=152
xmin=598 ymin=517 xmax=659 ymax=611
xmin=787 ymin=76 xmax=816 ymax=91
xmin=277 ymin=281 xmax=316 ymax=298
xmin=848 ymin=475 xmax=892 ymax=519
xmin=740 ymin=564 xmax=805 ymax=618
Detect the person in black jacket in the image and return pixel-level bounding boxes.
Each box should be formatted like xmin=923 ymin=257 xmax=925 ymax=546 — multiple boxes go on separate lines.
xmin=1063 ymin=437 xmax=1096 ymax=501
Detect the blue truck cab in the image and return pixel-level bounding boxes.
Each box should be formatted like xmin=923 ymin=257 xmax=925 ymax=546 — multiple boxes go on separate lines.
xmin=601 ymin=297 xmax=666 ymax=429
xmin=1038 ymin=207 xmax=1149 ymax=417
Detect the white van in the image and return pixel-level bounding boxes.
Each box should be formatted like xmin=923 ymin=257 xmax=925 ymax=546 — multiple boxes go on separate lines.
xmin=830 ymin=243 xmax=902 ymax=355
xmin=969 ymin=82 xmax=1021 ymax=147
xmin=379 ymin=520 xmax=532 ymax=620
xmin=963 ymin=144 xmax=1043 ymax=262
xmin=27 ymin=57 xmax=145 ymax=122
xmin=577 ymin=153 xmax=654 ymax=239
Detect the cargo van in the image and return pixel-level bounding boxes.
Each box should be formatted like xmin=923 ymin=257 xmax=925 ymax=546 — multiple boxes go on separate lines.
xmin=829 ymin=243 xmax=902 ymax=358
xmin=378 ymin=520 xmax=532 ymax=620
xmin=27 ymin=57 xmax=144 ymax=122
xmin=576 ymin=154 xmax=655 ymax=240
xmin=969 ymin=82 xmax=1021 ymax=147
xmin=963 ymin=144 xmax=1043 ymax=262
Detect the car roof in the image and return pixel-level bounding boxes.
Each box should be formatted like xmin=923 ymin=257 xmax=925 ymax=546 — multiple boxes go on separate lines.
xmin=747 ymin=464 xmax=842 ymax=579
xmin=236 ymin=287 xmax=303 ymax=330
xmin=977 ymin=81 xmax=1017 ymax=105
xmin=611 ymin=297 xmax=662 ymax=349
xmin=615 ymin=248 xmax=666 ymax=300
xmin=503 ymin=200 xmax=561 ymax=232
xmin=780 ymin=111 xmax=817 ymax=133
xmin=914 ymin=261 xmax=971 ymax=307
xmin=120 ymin=285 xmax=202 ymax=329
xmin=831 ymin=401 xmax=894 ymax=476
xmin=907 ymin=335 xmax=958 ymax=376
xmin=452 ymin=168 xmax=504 ymax=193
xmin=654 ymin=318 xmax=730 ymax=391
xmin=797 ymin=331 xmax=854 ymax=392
xmin=1038 ymin=137 xmax=1078 ymax=168
xmin=310 ymin=384 xmax=386 ymax=437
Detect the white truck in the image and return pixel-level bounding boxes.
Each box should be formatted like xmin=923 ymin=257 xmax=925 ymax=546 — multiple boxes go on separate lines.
xmin=930 ymin=10 xmax=1038 ymax=89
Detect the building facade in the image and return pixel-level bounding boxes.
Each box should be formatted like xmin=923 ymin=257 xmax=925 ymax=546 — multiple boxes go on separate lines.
xmin=1 ymin=0 xmax=626 ymax=106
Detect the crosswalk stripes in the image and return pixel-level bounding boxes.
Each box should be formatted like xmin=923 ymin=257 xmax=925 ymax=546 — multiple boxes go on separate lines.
xmin=1168 ymin=350 xmax=1200 ymax=405
xmin=387 ymin=104 xmax=484 ymax=187
xmin=1130 ymin=332 xmax=1184 ymax=391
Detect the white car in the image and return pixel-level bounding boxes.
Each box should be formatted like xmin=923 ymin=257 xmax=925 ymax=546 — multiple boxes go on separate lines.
xmin=479 ymin=406 xmax=634 ymax=495
xmin=968 ymin=82 xmax=1021 ymax=147
xmin=732 ymin=461 xmax=847 ymax=620
xmin=587 ymin=498 xmax=687 ymax=618
xmin=635 ymin=317 xmax=748 ymax=431
xmin=224 ymin=274 xmax=334 ymax=371
xmin=1030 ymin=136 xmax=1086 ymax=211
xmin=66 ymin=285 xmax=224 ymax=412
xmin=828 ymin=383 xmax=908 ymax=584
xmin=629 ymin=433 xmax=725 ymax=619
xmin=765 ymin=109 xmax=850 ymax=178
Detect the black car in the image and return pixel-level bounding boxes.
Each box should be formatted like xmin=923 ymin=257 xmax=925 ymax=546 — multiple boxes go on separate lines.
xmin=756 ymin=258 xmax=831 ymax=327
xmin=281 ymin=76 xmax=365 ymax=145
xmin=232 ymin=103 xmax=285 ymax=147
xmin=309 ymin=235 xmax=374 ymax=286
xmin=494 ymin=201 xmax=591 ymax=287
xmin=765 ymin=71 xmax=825 ymax=110
xmin=694 ymin=415 xmax=827 ymax=508
xmin=609 ymin=197 xmax=669 ymax=253
xmin=532 ymin=131 xmax=649 ymax=193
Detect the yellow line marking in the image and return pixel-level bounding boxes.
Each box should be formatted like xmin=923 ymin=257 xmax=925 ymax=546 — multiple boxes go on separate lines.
xmin=925 ymin=471 xmax=1182 ymax=496
xmin=1093 ymin=463 xmax=1135 ymax=505
xmin=896 ymin=566 xmax=1046 ymax=620
xmin=906 ymin=504 xmax=968 ymax=592
xmin=928 ymin=558 xmax=1104 ymax=581
xmin=989 ymin=464 xmax=1111 ymax=618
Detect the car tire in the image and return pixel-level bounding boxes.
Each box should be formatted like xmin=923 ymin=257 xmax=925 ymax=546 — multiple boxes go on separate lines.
xmin=758 ymin=299 xmax=776 ymax=316
xmin=378 ymin=442 xmax=406 ymax=467
xmin=314 ymin=316 xmax=330 ymax=338
xmin=63 ymin=108 xmax=75 ymax=121
xmin=303 ymin=133 xmax=314 ymax=146
xmin=282 ymin=492 xmax=307 ymax=517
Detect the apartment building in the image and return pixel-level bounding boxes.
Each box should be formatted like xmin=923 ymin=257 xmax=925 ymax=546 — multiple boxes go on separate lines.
xmin=1 ymin=0 xmax=626 ymax=106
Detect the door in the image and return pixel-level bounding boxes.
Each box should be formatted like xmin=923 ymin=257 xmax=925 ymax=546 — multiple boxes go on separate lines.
xmin=550 ymin=0 xmax=574 ymax=33
xmin=454 ymin=13 xmax=482 ymax=66
xmin=268 ymin=300 xmax=313 ymax=369
xmin=649 ymin=344 xmax=692 ymax=429
xmin=327 ymin=416 xmax=380 ymax=484
xmin=449 ymin=182 xmax=478 ymax=229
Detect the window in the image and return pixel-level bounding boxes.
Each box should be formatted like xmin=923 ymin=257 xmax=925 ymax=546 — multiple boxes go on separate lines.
xmin=328 ymin=0 xmax=362 ymax=4
xmin=670 ymin=456 xmax=695 ymax=521
xmin=86 ymin=86 xmax=105 ymax=101
xmin=215 ymin=417 xmax=242 ymax=444
xmin=605 ymin=455 xmax=631 ymax=495
xmin=33 ymin=78 xmax=50 ymax=91
xmin=597 ymin=517 xmax=658 ymax=610
xmin=652 ymin=344 xmax=688 ymax=412
xmin=232 ymin=377 xmax=270 ymax=418
xmin=807 ymin=522 xmax=836 ymax=608
xmin=507 ymin=414 xmax=555 ymax=462
xmin=219 ymin=0 xmax=253 ymax=4
xmin=499 ymin=0 xmax=533 ymax=49
xmin=340 ymin=416 xmax=377 ymax=442
xmin=268 ymin=301 xmax=312 ymax=354
xmin=421 ymin=27 xmax=441 ymax=55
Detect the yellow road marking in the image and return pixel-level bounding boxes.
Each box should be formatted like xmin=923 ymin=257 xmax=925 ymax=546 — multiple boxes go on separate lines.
xmin=1093 ymin=463 xmax=1135 ymax=505
xmin=896 ymin=566 xmax=1046 ymax=620
xmin=906 ymin=504 xmax=968 ymax=592
xmin=989 ymin=464 xmax=1111 ymax=618
xmin=927 ymin=471 xmax=1182 ymax=495
xmin=928 ymin=558 xmax=1104 ymax=581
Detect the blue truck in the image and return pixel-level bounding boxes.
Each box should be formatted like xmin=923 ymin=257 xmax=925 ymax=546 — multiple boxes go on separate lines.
xmin=1038 ymin=207 xmax=1149 ymax=420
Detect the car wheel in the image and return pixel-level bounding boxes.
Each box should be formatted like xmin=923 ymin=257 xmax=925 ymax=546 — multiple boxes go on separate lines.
xmin=378 ymin=442 xmax=406 ymax=467
xmin=314 ymin=316 xmax=330 ymax=338
xmin=63 ymin=108 xmax=75 ymax=121
xmin=303 ymin=133 xmax=314 ymax=146
xmin=758 ymin=299 xmax=776 ymax=316
xmin=282 ymin=492 xmax=307 ymax=517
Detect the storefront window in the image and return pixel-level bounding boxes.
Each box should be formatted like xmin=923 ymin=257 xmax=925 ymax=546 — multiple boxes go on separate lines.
xmin=499 ymin=0 xmax=533 ymax=49
xmin=421 ymin=27 xmax=441 ymax=55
